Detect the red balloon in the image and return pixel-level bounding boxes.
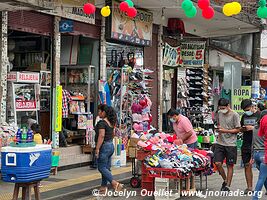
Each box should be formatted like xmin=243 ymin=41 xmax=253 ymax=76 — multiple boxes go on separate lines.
xmin=127 ymin=7 xmax=137 ymax=18
xmin=83 ymin=3 xmax=96 ymax=15
xmin=120 ymin=2 xmax=129 ymax=12
xmin=202 ymin=6 xmax=214 ymax=19
xmin=198 ymin=0 xmax=210 ymax=10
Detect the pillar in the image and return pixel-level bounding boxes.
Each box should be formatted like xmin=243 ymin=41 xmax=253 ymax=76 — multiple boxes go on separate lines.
xmin=158 ymin=25 xmax=163 ymax=132
xmin=100 ymin=17 xmax=107 ymax=81
xmin=52 ymin=16 xmax=61 ymax=148
xmin=251 ymin=32 xmax=261 ymax=81
xmin=0 ymin=11 xmax=8 ymax=124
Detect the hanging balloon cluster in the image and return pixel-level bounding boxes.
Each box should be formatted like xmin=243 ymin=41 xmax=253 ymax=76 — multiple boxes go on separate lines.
xmin=198 ymin=0 xmax=215 ymax=20
xmin=257 ymin=0 xmax=267 ymax=18
xmin=223 ymin=2 xmax=242 ymax=17
xmin=83 ymin=2 xmax=111 ymax=17
xmin=119 ymin=0 xmax=137 ymax=18
xmin=181 ymin=0 xmax=197 ymax=18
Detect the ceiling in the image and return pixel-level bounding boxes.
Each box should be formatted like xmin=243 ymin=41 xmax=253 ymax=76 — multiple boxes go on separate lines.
xmin=96 ymin=0 xmax=260 ymax=38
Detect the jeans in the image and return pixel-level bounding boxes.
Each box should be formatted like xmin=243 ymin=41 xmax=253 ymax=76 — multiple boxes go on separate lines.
xmin=97 ymin=141 xmax=114 ymax=187
xmin=187 ymin=141 xmax=198 ymax=149
xmin=253 ymin=151 xmax=267 ymax=200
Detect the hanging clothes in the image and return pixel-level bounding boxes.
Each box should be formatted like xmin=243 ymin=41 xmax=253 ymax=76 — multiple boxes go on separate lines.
xmin=62 ymin=89 xmax=72 ymax=118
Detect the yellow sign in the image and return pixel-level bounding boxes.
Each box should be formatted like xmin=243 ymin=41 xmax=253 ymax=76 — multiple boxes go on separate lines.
xmin=43 ymin=0 xmax=95 ymax=24
xmin=231 ymin=86 xmax=251 ymax=116
xmin=55 ymin=85 xmax=63 ymax=132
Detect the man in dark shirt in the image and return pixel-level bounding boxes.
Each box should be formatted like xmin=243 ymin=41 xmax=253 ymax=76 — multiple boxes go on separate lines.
xmin=240 ymin=99 xmax=260 ymax=194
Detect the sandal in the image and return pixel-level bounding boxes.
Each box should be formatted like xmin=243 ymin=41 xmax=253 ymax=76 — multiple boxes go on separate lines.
xmin=99 ymin=187 xmax=108 ymax=196
xmin=114 ymin=183 xmax=124 ymax=192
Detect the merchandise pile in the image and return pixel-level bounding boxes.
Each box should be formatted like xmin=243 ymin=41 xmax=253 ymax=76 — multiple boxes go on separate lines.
xmin=0 ymin=123 xmax=18 ymax=147
xmin=134 ymin=132 xmax=212 ymax=176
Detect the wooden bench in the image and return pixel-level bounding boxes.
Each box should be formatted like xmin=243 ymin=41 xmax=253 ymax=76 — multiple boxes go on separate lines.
xmin=13 ymin=181 xmax=40 ymax=200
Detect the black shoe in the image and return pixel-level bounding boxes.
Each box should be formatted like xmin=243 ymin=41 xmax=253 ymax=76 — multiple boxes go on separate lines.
xmin=221 ymin=181 xmax=227 ymax=191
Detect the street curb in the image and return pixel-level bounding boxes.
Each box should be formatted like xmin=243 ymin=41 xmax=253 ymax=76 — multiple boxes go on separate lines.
xmin=42 ymin=173 xmax=132 ymax=200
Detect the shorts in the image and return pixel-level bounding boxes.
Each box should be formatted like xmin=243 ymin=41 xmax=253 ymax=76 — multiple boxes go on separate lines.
xmin=213 ymin=144 xmax=237 ymax=165
xmin=241 ymin=147 xmax=252 ymax=164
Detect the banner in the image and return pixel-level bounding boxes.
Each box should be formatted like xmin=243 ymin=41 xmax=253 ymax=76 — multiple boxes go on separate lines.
xmin=43 ymin=0 xmax=95 ymax=24
xmin=231 ymin=86 xmax=251 ymax=116
xmin=180 ymin=42 xmax=205 ymax=67
xmin=163 ymin=43 xmax=182 ymax=67
xmin=54 ymin=85 xmax=63 ymax=132
xmin=110 ymin=0 xmax=153 ymax=46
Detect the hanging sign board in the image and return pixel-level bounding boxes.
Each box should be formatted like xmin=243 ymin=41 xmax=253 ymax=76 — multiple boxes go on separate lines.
xmin=163 ymin=43 xmax=182 ymax=67
xmin=180 ymin=42 xmax=205 ymax=67
xmin=231 ymin=86 xmax=251 ymax=116
xmin=107 ymin=0 xmax=153 ymax=46
xmin=54 ymin=85 xmax=63 ymax=132
xmin=42 ymin=0 xmax=95 ymax=24
xmin=7 ymin=72 xmax=39 ymax=83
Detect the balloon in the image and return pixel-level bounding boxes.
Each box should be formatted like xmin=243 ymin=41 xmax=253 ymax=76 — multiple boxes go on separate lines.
xmin=101 ymin=6 xmax=111 ymax=17
xmin=257 ymin=6 xmax=267 ymax=18
xmin=182 ymin=0 xmax=193 ymax=11
xmin=185 ymin=6 xmax=197 ymax=18
xmin=127 ymin=7 xmax=137 ymax=18
xmin=202 ymin=6 xmax=214 ymax=19
xmin=198 ymin=0 xmax=210 ymax=10
xmin=83 ymin=3 xmax=96 ymax=15
xmin=125 ymin=0 xmax=134 ymax=7
xmin=232 ymin=2 xmax=242 ymax=15
xmin=120 ymin=2 xmax=129 ymax=12
xmin=223 ymin=3 xmax=233 ymax=17
xmin=259 ymin=0 xmax=267 ymax=7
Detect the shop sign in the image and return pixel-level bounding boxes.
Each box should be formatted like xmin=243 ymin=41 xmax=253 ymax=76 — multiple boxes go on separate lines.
xmin=15 ymin=100 xmax=36 ymax=110
xmin=108 ymin=0 xmax=153 ymax=46
xmin=163 ymin=43 xmax=182 ymax=67
xmin=180 ymin=42 xmax=205 ymax=67
xmin=59 ymin=20 xmax=74 ymax=33
xmin=231 ymin=86 xmax=251 ymax=116
xmin=42 ymin=0 xmax=95 ymax=25
xmin=54 ymin=85 xmax=62 ymax=132
xmin=7 ymin=72 xmax=39 ymax=83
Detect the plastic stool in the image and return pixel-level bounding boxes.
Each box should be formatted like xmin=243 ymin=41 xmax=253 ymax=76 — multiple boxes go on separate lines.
xmin=13 ymin=181 xmax=40 ymax=200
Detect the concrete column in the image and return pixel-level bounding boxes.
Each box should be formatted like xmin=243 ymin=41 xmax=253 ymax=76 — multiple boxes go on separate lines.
xmin=52 ymin=16 xmax=61 ymax=148
xmin=53 ymin=16 xmax=61 ymax=86
xmin=251 ymin=32 xmax=261 ymax=81
xmin=158 ymin=25 xmax=163 ymax=132
xmin=100 ymin=17 xmax=107 ymax=81
xmin=0 ymin=11 xmax=8 ymax=124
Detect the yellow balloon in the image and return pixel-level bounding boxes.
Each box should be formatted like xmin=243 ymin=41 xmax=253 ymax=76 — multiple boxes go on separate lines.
xmin=101 ymin=6 xmax=111 ymax=17
xmin=223 ymin=3 xmax=233 ymax=16
xmin=232 ymin=2 xmax=242 ymax=15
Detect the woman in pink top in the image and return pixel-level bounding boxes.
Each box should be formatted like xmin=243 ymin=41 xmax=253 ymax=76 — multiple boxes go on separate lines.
xmin=167 ymin=108 xmax=198 ymax=149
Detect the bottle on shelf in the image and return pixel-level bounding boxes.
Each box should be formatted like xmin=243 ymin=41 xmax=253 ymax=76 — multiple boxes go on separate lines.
xmin=27 ymin=129 xmax=34 ymax=143
xmin=16 ymin=128 xmax=22 ymax=143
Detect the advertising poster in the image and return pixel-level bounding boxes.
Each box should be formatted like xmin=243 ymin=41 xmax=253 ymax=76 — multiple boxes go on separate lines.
xmin=232 ymin=86 xmax=251 ymax=116
xmin=180 ymin=42 xmax=205 ymax=67
xmin=55 ymin=85 xmax=63 ymax=132
xmin=110 ymin=0 xmax=153 ymax=46
xmin=163 ymin=43 xmax=182 ymax=67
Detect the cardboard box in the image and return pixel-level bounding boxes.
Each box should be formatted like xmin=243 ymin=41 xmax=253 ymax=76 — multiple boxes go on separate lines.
xmin=27 ymin=63 xmax=47 ymax=72
xmin=129 ymin=138 xmax=141 ymax=147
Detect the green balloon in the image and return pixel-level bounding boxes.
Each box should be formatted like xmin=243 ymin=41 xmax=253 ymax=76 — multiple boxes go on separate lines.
xmin=185 ymin=6 xmax=197 ymax=18
xmin=257 ymin=6 xmax=267 ymax=18
xmin=259 ymin=0 xmax=266 ymax=7
xmin=125 ymin=0 xmax=134 ymax=7
xmin=182 ymin=0 xmax=193 ymax=11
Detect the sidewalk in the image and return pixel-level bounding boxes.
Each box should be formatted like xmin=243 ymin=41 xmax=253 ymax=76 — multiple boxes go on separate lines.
xmin=0 ymin=165 xmax=132 ymax=200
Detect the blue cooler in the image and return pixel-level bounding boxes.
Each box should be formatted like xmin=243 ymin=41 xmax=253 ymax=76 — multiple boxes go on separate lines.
xmin=1 ymin=144 xmax=52 ymax=183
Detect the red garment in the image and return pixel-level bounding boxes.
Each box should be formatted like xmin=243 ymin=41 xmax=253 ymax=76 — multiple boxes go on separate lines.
xmin=258 ymin=115 xmax=267 ymax=164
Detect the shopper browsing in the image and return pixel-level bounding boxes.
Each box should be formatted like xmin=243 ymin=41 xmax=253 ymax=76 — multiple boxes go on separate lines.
xmin=91 ymin=104 xmax=109 ymax=169
xmin=253 ymin=110 xmax=267 ymax=200
xmin=240 ymin=99 xmax=260 ymax=194
xmin=95 ymin=106 xmax=123 ymax=195
xmin=167 ymin=108 xmax=198 ymax=149
xmin=213 ymin=98 xmax=241 ymax=192
xmin=252 ymin=110 xmax=267 ymax=200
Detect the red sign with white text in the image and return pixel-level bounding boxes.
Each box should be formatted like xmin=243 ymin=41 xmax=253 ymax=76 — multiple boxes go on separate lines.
xmin=15 ymin=100 xmax=36 ymax=110
xmin=7 ymin=72 xmax=40 ymax=83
